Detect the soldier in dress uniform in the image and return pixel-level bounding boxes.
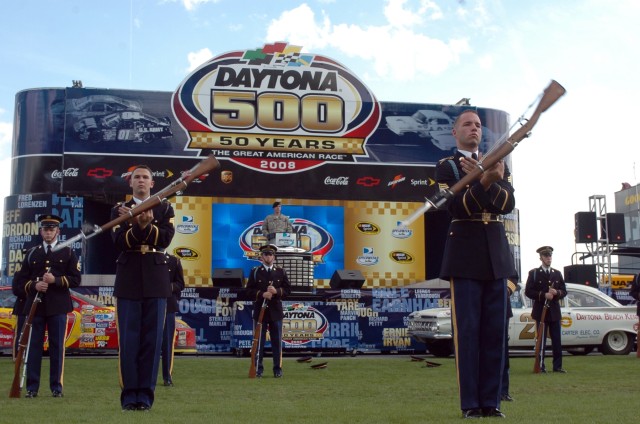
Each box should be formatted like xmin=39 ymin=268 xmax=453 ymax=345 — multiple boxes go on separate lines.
xmin=161 ymin=253 xmax=185 ymax=387
xmin=261 ymin=201 xmax=294 ymax=243
xmin=501 ymin=276 xmax=518 ymax=402
xmin=630 ymin=273 xmax=640 ymax=358
xmin=12 ymin=214 xmax=81 ymax=398
xmin=111 ymin=165 xmax=175 ymax=411
xmin=435 ymin=109 xmax=516 ymax=419
xmin=245 ymin=244 xmax=291 ymax=378
xmin=525 ymin=246 xmax=567 ymax=373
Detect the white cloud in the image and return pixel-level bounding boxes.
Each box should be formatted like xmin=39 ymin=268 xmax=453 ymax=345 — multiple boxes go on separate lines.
xmin=0 ymin=118 xmax=13 ymax=257
xmin=265 ymin=4 xmax=332 ymax=50
xmin=265 ymin=2 xmax=470 ymax=81
xmin=0 ymin=115 xmax=12 ymax=149
xmin=181 ymin=0 xmax=220 ymax=11
xmin=186 ymin=48 xmax=214 ymax=72
xmin=384 ymin=0 xmax=443 ymax=27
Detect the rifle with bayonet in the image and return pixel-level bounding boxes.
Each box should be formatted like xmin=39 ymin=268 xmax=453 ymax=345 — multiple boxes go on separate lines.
xmin=9 ymin=267 xmax=50 ymax=398
xmin=53 ymin=154 xmax=220 ymax=252
xmin=400 ymin=80 xmax=566 ymax=227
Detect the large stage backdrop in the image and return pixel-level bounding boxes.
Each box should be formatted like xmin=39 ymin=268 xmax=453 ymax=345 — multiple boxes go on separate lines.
xmin=2 ymin=43 xmax=524 ymax=353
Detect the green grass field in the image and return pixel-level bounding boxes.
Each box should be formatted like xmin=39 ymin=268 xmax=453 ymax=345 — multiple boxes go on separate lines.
xmin=1 ymin=353 xmax=638 ymax=423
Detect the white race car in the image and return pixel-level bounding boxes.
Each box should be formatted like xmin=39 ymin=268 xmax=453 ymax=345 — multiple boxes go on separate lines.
xmin=406 ymin=283 xmax=638 ymax=357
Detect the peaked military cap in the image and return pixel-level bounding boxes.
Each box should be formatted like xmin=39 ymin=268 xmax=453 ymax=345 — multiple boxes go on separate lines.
xmin=38 ymin=214 xmax=63 ymax=228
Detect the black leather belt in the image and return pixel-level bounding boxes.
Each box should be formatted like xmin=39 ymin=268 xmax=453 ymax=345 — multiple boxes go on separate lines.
xmin=128 ymin=245 xmax=165 ymax=254
xmin=452 ymin=213 xmax=504 ymax=223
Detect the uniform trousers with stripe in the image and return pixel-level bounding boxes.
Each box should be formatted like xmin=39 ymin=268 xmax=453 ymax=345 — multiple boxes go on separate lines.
xmin=161 ymin=312 xmax=176 ymax=382
xmin=27 ymin=314 xmax=67 ymax=393
xmin=451 ymin=278 xmax=507 ymax=411
xmin=116 ymin=297 xmax=166 ymax=408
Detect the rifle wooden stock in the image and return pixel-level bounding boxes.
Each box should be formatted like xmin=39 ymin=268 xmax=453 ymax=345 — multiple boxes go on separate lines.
xmin=401 ymin=80 xmax=566 ymax=227
xmin=9 ymin=292 xmax=42 ymax=398
xmin=53 ymin=154 xmax=220 ymax=251
xmin=533 ymin=302 xmax=549 ymax=374
xmin=248 ymin=300 xmax=268 ymax=379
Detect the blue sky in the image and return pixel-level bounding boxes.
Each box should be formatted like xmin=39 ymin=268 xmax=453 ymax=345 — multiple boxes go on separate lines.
xmin=1 ymin=0 xmax=639 ymax=275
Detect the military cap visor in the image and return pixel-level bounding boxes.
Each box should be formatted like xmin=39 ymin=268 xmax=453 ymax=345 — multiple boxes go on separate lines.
xmin=310 ymin=362 xmax=328 ymax=369
xmin=38 ymin=214 xmax=63 ymax=228
xmin=259 ymin=244 xmax=278 ymax=254
xmin=536 ymin=246 xmax=553 ymax=255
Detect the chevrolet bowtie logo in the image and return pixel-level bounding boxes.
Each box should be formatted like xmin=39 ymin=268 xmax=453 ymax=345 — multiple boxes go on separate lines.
xmin=87 ymin=168 xmax=113 ymax=178
xmin=356 ymin=176 xmax=381 ymax=187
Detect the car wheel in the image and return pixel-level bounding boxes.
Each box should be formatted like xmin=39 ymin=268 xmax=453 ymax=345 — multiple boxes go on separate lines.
xmin=425 ymin=340 xmax=454 ymax=357
xmin=566 ymin=346 xmax=594 ymax=356
xmin=142 ymin=133 xmax=155 ymax=143
xmin=600 ymin=331 xmax=633 ymax=355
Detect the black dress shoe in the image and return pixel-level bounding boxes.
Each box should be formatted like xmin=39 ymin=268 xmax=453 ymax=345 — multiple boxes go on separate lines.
xmin=482 ymin=408 xmax=506 ymax=418
xmin=137 ymin=403 xmax=151 ymax=411
xmin=462 ymin=408 xmax=483 ymax=419
xmin=255 ymin=372 xmax=262 ymax=378
xmin=163 ymin=379 xmax=173 ymax=386
xmin=122 ymin=404 xmax=137 ymax=411
xmin=540 ymin=368 xmax=547 ymax=374
xmin=553 ymin=368 xmax=567 ymax=373
xmin=501 ymin=394 xmax=514 ymax=402
xmin=52 ymin=390 xmax=63 ymax=398
xmin=25 ymin=391 xmax=38 ymax=398
xmin=274 ymin=370 xmax=283 ymax=378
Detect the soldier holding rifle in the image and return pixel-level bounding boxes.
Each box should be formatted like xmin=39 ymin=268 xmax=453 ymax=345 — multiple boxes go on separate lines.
xmin=525 ymin=246 xmax=567 ymax=373
xmin=111 ymin=165 xmax=175 ymax=411
xmin=245 ymin=244 xmax=291 ymax=378
xmin=435 ymin=109 xmax=516 ymax=419
xmin=630 ymin=274 xmax=640 ymax=358
xmin=161 ymin=253 xmax=185 ymax=387
xmin=12 ymin=214 xmax=81 ymax=398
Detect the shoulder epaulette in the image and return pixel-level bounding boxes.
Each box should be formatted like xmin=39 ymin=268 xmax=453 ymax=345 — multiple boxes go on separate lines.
xmin=437 ymin=155 xmax=455 ymax=164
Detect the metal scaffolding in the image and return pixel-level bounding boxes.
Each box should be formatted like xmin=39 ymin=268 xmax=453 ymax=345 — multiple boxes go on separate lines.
xmin=587 ymin=194 xmax=614 ymax=287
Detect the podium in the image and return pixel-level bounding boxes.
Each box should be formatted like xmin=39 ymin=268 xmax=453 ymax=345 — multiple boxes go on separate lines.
xmin=274 ymin=232 xmax=297 ymax=248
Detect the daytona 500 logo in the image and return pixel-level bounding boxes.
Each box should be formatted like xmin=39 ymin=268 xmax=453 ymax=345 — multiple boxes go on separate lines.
xmin=172 ymin=42 xmax=380 ymax=173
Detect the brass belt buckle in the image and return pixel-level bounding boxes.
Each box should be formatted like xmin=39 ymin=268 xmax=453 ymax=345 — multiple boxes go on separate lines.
xmin=140 ymin=245 xmax=150 ymax=254
xmin=482 ymin=212 xmax=491 ymax=223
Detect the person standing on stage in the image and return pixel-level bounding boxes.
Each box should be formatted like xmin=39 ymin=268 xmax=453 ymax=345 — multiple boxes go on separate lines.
xmin=245 ymin=244 xmax=291 ymax=378
xmin=112 ymin=165 xmax=175 ymax=411
xmin=261 ymin=201 xmax=293 ymax=243
xmin=525 ymin=246 xmax=567 ymax=373
xmin=161 ymin=253 xmax=185 ymax=387
xmin=12 ymin=214 xmax=81 ymax=398
xmin=435 ymin=109 xmax=516 ymax=419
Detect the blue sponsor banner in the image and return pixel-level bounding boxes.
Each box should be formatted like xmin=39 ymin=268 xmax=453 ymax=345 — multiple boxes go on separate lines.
xmin=73 ymin=286 xmax=451 ymax=353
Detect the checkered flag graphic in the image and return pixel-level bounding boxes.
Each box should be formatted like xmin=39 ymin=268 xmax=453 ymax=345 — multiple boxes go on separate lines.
xmin=273 ymin=52 xmax=301 ymax=67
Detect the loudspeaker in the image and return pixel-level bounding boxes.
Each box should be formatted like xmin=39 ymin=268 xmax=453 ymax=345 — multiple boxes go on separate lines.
xmin=602 ymin=213 xmax=626 ymax=244
xmin=564 ymin=264 xmax=598 ymax=288
xmin=329 ymin=270 xmax=365 ymax=289
xmin=211 ymin=268 xmax=244 ymax=288
xmin=575 ymin=212 xmax=597 ymax=243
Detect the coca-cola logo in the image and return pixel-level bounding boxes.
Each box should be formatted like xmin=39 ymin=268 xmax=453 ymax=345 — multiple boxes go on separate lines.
xmin=51 ymin=168 xmax=79 ymax=179
xmin=324 ymin=176 xmax=349 ymax=186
